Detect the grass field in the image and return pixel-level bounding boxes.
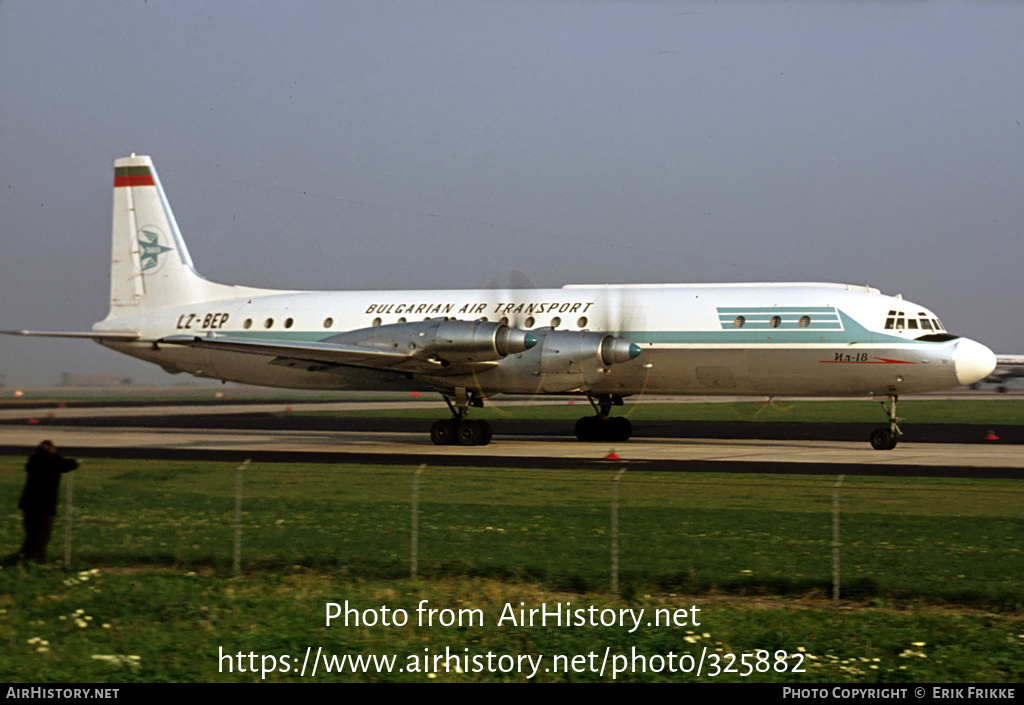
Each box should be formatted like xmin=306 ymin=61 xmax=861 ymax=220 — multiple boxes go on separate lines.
xmin=2 ymin=456 xmax=1023 ymax=682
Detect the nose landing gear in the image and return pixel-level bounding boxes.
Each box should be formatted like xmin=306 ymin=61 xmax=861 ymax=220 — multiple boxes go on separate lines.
xmin=870 ymin=393 xmax=902 ymax=450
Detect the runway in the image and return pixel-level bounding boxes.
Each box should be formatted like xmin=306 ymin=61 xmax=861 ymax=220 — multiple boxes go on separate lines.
xmin=0 ymin=399 xmax=1021 ymax=477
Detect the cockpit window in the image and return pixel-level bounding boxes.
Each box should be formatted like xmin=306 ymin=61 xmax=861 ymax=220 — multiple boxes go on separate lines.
xmin=885 ymin=310 xmax=945 ymax=333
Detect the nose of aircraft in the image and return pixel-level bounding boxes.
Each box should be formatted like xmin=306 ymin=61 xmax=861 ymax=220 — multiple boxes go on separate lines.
xmin=954 ymin=338 xmax=997 ymax=386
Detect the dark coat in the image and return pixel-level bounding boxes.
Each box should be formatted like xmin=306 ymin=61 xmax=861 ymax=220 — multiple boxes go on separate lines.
xmin=18 ymin=449 xmax=78 ymax=514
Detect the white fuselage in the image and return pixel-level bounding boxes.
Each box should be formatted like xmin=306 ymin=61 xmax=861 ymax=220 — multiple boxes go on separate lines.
xmin=96 ymin=281 xmax=985 ymax=399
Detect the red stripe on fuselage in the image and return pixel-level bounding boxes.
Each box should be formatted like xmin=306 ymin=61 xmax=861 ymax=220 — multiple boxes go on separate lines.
xmin=113 ymin=175 xmax=156 ymax=187
xmin=818 ymin=358 xmax=917 ymax=364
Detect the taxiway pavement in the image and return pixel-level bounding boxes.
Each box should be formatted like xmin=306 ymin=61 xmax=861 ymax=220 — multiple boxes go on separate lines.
xmin=0 ymin=399 xmax=1020 ymax=477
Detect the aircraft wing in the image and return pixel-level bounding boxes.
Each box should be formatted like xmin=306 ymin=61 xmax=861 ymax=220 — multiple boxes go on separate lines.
xmin=160 ymin=320 xmax=535 ymax=377
xmin=158 ymin=333 xmax=459 ymax=374
xmin=2 ymin=330 xmax=141 ymax=341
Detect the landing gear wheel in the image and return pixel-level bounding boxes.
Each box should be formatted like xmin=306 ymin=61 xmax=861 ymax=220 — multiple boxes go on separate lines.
xmin=456 ymin=419 xmax=486 ymax=446
xmin=870 ymin=428 xmax=898 ymax=451
xmin=575 ymin=416 xmax=597 ymax=442
xmin=609 ymin=416 xmax=632 ymax=442
xmin=479 ymin=420 xmax=493 ymax=446
xmin=430 ymin=419 xmax=457 ymax=445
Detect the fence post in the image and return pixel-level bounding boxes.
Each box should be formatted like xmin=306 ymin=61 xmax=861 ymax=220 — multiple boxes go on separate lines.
xmin=611 ymin=467 xmax=627 ymax=594
xmin=832 ymin=474 xmax=845 ymax=606
xmin=63 ymin=473 xmax=74 ymax=566
xmin=233 ymin=459 xmax=252 ymax=575
xmin=411 ymin=464 xmax=426 ymax=580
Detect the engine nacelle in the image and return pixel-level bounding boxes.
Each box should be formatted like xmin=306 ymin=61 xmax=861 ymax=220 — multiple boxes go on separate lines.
xmin=325 ymin=319 xmax=536 ymax=364
xmin=453 ymin=329 xmax=641 ymax=393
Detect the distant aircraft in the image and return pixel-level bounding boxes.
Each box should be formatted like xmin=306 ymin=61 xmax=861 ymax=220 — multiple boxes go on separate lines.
xmin=4 ymin=155 xmax=998 ymax=450
xmin=973 ymin=355 xmax=1024 ymax=393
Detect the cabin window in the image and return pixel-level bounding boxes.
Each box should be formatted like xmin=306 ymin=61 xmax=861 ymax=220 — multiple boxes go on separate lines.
xmin=372 ymin=317 xmax=382 ymax=326
xmin=769 ymin=316 xmax=781 ymax=328
xmin=550 ymin=317 xmax=561 ymax=328
xmin=397 ymin=317 xmax=407 ymax=323
xmin=243 ymin=318 xmax=253 ymax=329
xmin=284 ymin=318 xmax=294 ymax=329
xmin=733 ymin=316 xmax=746 ymax=328
xmin=798 ymin=315 xmax=811 ymax=328
xmin=323 ymin=317 xmax=333 ymax=328
xmin=264 ymin=318 xmax=274 ymax=328
xmin=907 ymin=319 xmax=918 ymax=330
xmin=895 ymin=318 xmax=905 ymax=329
xmin=885 ymin=318 xmax=895 ymax=329
xmin=500 ymin=317 xmax=509 ymax=325
xmin=933 ymin=319 xmax=943 ymax=331
xmin=577 ymin=316 xmax=588 ymax=328
xmin=920 ymin=319 xmax=933 ymax=330
xmin=524 ymin=316 xmax=535 ymax=328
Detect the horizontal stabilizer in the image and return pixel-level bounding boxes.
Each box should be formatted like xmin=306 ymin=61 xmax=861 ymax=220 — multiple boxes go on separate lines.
xmin=2 ymin=330 xmax=141 ymax=341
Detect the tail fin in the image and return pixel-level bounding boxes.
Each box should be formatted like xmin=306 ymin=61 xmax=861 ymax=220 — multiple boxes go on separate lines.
xmin=107 ymin=155 xmax=255 ymax=317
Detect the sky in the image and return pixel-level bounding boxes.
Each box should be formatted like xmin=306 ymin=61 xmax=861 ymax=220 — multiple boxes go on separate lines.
xmin=1 ymin=1 xmax=1022 ymax=387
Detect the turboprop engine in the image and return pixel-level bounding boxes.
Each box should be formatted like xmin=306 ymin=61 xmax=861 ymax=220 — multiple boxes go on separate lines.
xmin=324 ymin=319 xmax=536 ymax=364
xmin=467 ymin=329 xmax=642 ymax=394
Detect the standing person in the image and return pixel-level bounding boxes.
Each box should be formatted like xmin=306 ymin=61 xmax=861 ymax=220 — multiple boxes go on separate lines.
xmin=18 ymin=440 xmax=78 ymax=564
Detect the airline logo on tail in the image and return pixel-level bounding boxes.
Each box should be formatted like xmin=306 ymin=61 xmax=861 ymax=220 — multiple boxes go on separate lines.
xmin=137 ymin=227 xmax=173 ymax=272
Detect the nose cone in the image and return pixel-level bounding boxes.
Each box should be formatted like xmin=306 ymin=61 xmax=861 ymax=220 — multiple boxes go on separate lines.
xmin=600 ymin=337 xmax=642 ymax=365
xmin=954 ymin=338 xmax=997 ymax=386
xmin=495 ymin=326 xmax=537 ymax=356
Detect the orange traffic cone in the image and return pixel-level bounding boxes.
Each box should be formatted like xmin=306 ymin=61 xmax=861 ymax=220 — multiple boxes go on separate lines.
xmin=604 ymin=450 xmax=622 ymax=460
xmin=984 ymin=430 xmax=1000 ymax=441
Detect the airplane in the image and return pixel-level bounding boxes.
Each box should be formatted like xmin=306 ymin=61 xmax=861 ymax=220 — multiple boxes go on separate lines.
xmin=973 ymin=355 xmax=1024 ymax=393
xmin=4 ymin=155 xmax=998 ymax=450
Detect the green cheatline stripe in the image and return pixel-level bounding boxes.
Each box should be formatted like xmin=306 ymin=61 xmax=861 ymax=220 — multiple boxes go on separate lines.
xmin=717 ymin=324 xmax=844 ymax=331
xmin=114 ymin=166 xmax=152 ymax=177
xmin=717 ymin=314 xmax=841 ymax=321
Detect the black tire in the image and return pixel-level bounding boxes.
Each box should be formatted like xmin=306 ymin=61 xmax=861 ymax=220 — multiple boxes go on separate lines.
xmin=456 ymin=420 xmax=484 ymax=446
xmin=430 ymin=419 xmax=456 ymax=445
xmin=575 ymin=416 xmax=597 ymax=442
xmin=870 ymin=428 xmax=897 ymax=451
xmin=478 ymin=420 xmax=493 ymax=446
xmin=610 ymin=416 xmax=632 ymax=442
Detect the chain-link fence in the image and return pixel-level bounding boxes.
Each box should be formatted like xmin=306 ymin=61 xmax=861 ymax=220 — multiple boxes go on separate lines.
xmin=4 ymin=457 xmax=1022 ymax=605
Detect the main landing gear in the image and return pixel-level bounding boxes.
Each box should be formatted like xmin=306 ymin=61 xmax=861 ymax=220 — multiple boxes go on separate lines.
xmin=430 ymin=388 xmax=493 ymax=446
xmin=575 ymin=394 xmax=632 ymax=442
xmin=870 ymin=393 xmax=902 ymax=451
